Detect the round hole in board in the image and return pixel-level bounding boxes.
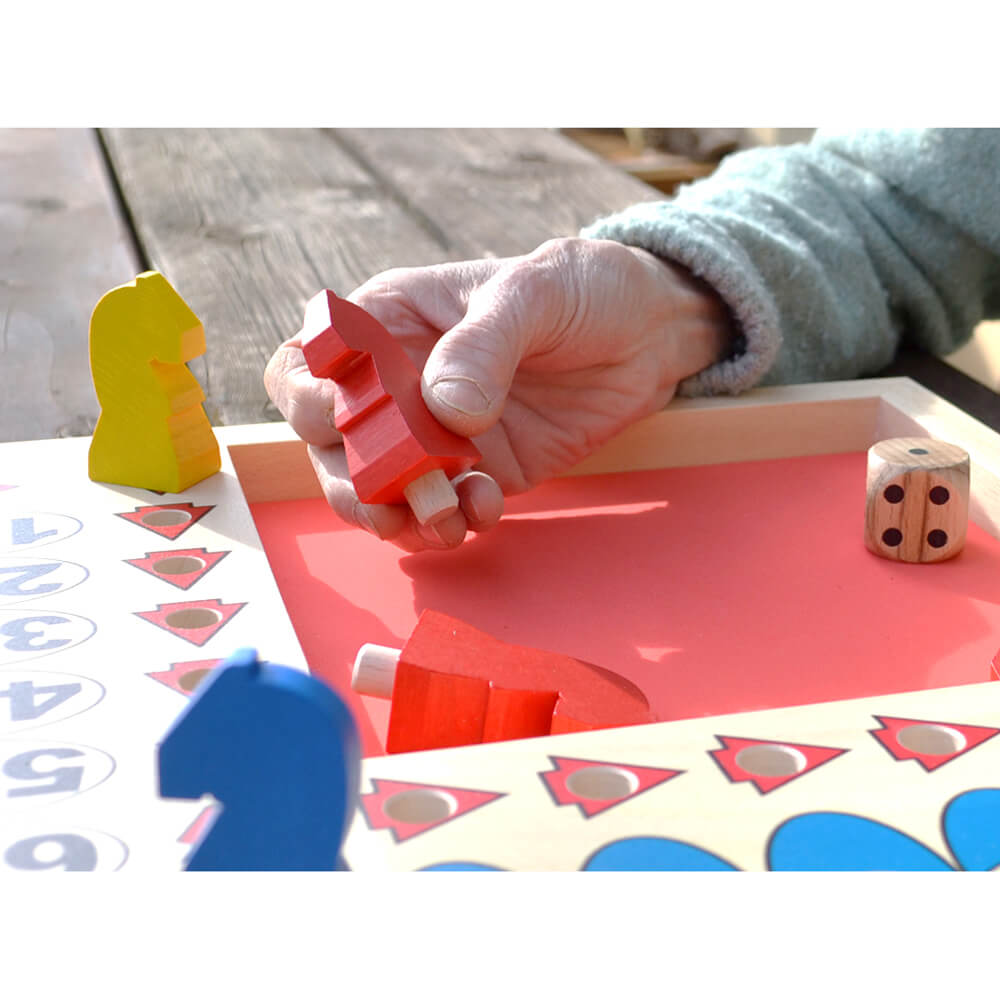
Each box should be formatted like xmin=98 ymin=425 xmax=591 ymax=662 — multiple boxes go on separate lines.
xmin=734 ymin=744 xmax=807 ymax=778
xmin=908 ymin=448 xmax=930 ymax=455
xmin=881 ymin=528 xmax=903 ymax=547
xmin=382 ymin=789 xmax=458 ymax=825
xmin=31 ymin=840 xmax=68 ymax=865
xmin=151 ymin=556 xmax=206 ymax=576
xmin=180 ymin=668 xmax=214 ymax=693
xmin=139 ymin=509 xmax=193 ymax=528
xmin=896 ymin=723 xmax=966 ymax=756
xmin=927 ymin=530 xmax=949 ymax=549
xmin=929 ymin=486 xmax=951 ymax=505
xmin=164 ymin=608 xmax=222 ymax=630
xmin=883 ymin=485 xmax=905 ymax=504
xmin=564 ymin=766 xmax=639 ymax=801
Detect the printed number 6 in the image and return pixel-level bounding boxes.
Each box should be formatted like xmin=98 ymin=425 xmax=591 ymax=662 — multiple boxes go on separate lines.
xmin=4 ymin=833 xmax=97 ymax=870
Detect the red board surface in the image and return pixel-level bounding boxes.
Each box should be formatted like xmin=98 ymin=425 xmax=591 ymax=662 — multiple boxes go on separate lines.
xmin=247 ymin=452 xmax=1000 ymax=757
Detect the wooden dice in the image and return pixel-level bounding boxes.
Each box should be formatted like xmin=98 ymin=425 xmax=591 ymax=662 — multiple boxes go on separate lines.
xmin=865 ymin=437 xmax=970 ymax=563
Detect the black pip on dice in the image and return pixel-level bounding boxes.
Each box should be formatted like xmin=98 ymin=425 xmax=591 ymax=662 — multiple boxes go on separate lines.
xmin=865 ymin=437 xmax=970 ymax=563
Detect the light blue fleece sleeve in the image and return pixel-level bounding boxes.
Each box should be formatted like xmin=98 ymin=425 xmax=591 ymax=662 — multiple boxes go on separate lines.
xmin=581 ymin=129 xmax=1000 ymax=396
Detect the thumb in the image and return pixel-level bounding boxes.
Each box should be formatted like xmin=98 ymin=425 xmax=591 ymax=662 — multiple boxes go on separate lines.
xmin=420 ymin=286 xmax=532 ymax=439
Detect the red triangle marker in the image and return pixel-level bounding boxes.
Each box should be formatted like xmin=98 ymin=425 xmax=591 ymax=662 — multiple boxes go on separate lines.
xmin=869 ymin=716 xmax=1000 ymax=772
xmin=710 ymin=735 xmax=848 ymax=794
xmin=539 ymin=755 xmax=683 ymax=818
xmin=125 ymin=547 xmax=230 ymax=590
xmin=116 ymin=502 xmax=214 ymax=541
xmin=359 ymin=778 xmax=505 ymax=843
xmin=147 ymin=658 xmax=224 ymax=696
xmin=134 ymin=599 xmax=246 ymax=647
xmin=179 ymin=804 xmax=220 ymax=845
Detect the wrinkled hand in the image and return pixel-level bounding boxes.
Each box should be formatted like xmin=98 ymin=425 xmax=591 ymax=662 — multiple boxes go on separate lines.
xmin=264 ymin=237 xmax=732 ymax=552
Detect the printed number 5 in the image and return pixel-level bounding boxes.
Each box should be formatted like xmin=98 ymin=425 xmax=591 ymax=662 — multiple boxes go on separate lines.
xmin=3 ymin=748 xmax=84 ymax=798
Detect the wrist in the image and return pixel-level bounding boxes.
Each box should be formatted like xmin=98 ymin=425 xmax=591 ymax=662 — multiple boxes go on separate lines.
xmin=627 ymin=245 xmax=737 ymax=384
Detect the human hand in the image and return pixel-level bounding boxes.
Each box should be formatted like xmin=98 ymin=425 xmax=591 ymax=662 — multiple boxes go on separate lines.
xmin=264 ymin=237 xmax=733 ymax=552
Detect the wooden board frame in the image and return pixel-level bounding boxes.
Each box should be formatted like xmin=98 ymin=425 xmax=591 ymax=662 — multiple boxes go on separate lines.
xmin=3 ymin=375 xmax=1000 ymax=871
xmin=227 ymin=376 xmax=1000 ymax=541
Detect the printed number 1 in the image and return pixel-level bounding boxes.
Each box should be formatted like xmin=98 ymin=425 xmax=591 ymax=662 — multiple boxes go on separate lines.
xmin=10 ymin=518 xmax=58 ymax=547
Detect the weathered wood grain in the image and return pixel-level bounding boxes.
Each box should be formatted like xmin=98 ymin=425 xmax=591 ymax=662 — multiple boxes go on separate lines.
xmin=99 ymin=128 xmax=659 ymax=428
xmin=14 ymin=127 xmax=992 ymax=443
xmin=0 ymin=129 xmax=140 ymax=442
xmin=331 ymin=128 xmax=661 ymax=258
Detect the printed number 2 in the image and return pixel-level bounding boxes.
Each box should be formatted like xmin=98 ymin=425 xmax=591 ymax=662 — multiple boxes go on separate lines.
xmin=0 ymin=680 xmax=81 ymax=721
xmin=0 ymin=563 xmax=62 ymax=597
xmin=3 ymin=748 xmax=84 ymax=798
xmin=4 ymin=834 xmax=97 ymax=871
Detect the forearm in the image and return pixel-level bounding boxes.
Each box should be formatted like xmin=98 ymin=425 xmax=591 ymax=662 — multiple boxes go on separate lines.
xmin=583 ymin=129 xmax=1000 ymax=395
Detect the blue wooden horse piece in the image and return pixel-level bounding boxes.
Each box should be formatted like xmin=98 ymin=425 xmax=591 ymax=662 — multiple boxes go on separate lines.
xmin=158 ymin=648 xmax=360 ymax=870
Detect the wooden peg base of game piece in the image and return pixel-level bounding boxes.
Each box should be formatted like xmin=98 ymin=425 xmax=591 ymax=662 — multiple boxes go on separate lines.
xmin=299 ymin=290 xmax=480 ymax=520
xmin=354 ymin=610 xmax=654 ymax=754
xmin=865 ymin=437 xmax=970 ymax=563
xmin=353 ymin=643 xmax=401 ymax=698
xmin=402 ymin=468 xmax=460 ymax=525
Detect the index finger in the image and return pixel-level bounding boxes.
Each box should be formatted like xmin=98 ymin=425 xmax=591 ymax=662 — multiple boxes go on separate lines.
xmin=263 ymin=337 xmax=343 ymax=448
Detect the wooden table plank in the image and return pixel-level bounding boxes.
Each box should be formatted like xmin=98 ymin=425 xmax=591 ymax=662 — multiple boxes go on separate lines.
xmin=332 ymin=128 xmax=661 ymax=258
xmin=8 ymin=128 xmax=994 ymax=444
xmin=100 ymin=128 xmax=659 ymax=428
xmin=0 ymin=129 xmax=141 ymax=442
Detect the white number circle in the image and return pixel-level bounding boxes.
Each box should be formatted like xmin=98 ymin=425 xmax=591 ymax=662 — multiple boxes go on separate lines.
xmin=0 ymin=740 xmax=115 ymax=810
xmin=0 ymin=671 xmax=105 ymax=735
xmin=0 ymin=610 xmax=96 ymax=666
xmin=0 ymin=557 xmax=89 ymax=606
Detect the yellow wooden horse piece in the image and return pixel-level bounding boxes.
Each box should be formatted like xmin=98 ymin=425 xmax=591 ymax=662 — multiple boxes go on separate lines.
xmin=89 ymin=271 xmax=221 ymax=493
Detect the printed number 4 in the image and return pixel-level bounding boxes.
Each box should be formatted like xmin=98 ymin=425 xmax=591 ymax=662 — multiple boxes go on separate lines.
xmin=0 ymin=680 xmax=81 ymax=721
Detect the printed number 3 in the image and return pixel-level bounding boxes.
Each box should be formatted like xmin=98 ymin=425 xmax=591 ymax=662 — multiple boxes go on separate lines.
xmin=1 ymin=616 xmax=72 ymax=652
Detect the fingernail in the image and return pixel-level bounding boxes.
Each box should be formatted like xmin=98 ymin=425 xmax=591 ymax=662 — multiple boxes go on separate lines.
xmin=429 ymin=376 xmax=491 ymax=416
xmin=353 ymin=501 xmax=384 ymax=539
xmin=463 ymin=496 xmax=483 ymax=525
xmin=417 ymin=521 xmax=448 ymax=546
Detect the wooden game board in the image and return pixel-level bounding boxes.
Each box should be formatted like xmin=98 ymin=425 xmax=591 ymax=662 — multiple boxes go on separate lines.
xmin=2 ymin=377 xmax=999 ymax=870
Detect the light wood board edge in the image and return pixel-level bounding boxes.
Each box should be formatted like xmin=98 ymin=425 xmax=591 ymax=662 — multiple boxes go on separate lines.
xmin=219 ymin=378 xmax=1000 ymax=539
